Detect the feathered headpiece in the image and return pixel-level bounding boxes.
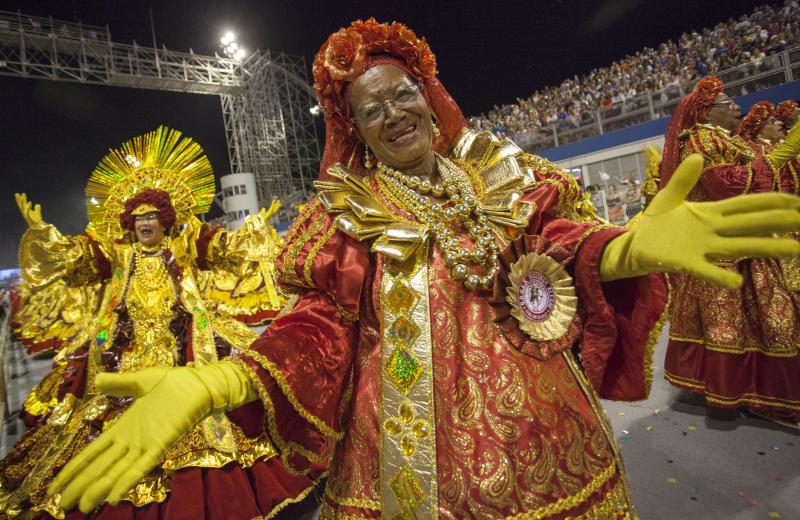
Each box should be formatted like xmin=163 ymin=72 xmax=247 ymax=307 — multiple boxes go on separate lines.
xmin=85 ymin=126 xmax=215 ymax=240
xmin=312 ymin=19 xmax=467 ymax=180
xmin=658 ymin=76 xmax=725 ymax=188
xmin=735 ymin=100 xmax=774 ymax=141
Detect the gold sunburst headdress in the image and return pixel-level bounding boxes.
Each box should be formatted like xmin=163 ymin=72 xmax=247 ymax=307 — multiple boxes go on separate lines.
xmin=85 ymin=126 xmax=216 ymax=240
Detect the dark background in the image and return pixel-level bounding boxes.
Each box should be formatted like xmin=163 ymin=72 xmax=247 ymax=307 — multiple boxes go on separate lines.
xmin=0 ymin=0 xmax=769 ymax=268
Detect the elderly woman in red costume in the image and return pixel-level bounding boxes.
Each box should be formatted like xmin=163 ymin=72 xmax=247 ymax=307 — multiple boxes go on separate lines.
xmin=46 ymin=22 xmax=800 ymax=518
xmin=662 ymin=77 xmax=800 ymax=429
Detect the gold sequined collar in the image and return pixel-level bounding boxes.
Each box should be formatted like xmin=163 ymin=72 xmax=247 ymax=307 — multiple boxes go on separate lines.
xmin=314 ymin=130 xmax=537 ymax=262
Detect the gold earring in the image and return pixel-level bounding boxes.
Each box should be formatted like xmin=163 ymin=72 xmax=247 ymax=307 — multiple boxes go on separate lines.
xmin=364 ymin=146 xmax=375 ymax=169
xmin=432 ymin=122 xmax=441 ymax=137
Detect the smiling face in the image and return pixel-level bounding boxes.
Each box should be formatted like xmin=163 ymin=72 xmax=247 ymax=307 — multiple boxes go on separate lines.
xmin=705 ymin=93 xmax=741 ymax=132
xmin=134 ymin=212 xmax=166 ymax=247
xmin=349 ymin=65 xmax=435 ymax=174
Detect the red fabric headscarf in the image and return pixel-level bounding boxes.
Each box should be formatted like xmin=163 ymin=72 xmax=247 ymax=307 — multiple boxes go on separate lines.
xmin=735 ymin=100 xmax=774 ymax=141
xmin=312 ymin=19 xmax=467 ymax=180
xmin=658 ymin=76 xmax=724 ymax=189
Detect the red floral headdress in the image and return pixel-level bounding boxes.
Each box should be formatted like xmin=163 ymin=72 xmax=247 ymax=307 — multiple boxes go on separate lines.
xmin=774 ymin=100 xmax=798 ymax=126
xmin=312 ymin=19 xmax=467 ymax=180
xmin=658 ymin=76 xmax=724 ymax=188
xmin=735 ymin=100 xmax=774 ymax=141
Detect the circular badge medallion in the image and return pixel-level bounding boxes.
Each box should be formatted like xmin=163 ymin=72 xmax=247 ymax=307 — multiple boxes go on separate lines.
xmin=517 ymin=271 xmax=556 ymax=322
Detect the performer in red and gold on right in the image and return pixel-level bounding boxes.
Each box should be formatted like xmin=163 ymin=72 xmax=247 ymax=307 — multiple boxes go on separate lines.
xmin=662 ymin=77 xmax=800 ymax=428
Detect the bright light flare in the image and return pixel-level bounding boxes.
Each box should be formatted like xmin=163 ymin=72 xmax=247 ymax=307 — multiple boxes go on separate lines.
xmin=220 ymin=31 xmax=236 ymax=46
xmin=125 ymin=154 xmax=142 ymax=168
xmin=309 ymin=105 xmax=322 ymax=116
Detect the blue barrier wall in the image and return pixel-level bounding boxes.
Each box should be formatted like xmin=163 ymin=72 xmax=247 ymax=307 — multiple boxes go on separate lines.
xmin=539 ymin=80 xmax=800 ymax=162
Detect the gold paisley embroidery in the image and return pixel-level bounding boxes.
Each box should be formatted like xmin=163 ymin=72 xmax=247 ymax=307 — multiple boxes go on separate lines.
xmin=477 ymin=447 xmax=514 ymax=509
xmin=451 ymin=375 xmax=484 ymax=430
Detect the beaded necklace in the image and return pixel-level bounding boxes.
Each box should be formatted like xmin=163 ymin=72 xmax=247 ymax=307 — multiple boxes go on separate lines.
xmin=376 ymin=155 xmax=499 ymax=291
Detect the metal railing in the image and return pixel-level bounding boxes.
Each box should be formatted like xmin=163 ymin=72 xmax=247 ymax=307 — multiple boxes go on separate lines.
xmin=508 ymin=45 xmax=800 ymax=154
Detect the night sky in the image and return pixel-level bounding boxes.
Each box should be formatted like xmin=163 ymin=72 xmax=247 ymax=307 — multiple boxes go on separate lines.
xmin=0 ymin=0 xmax=770 ymax=268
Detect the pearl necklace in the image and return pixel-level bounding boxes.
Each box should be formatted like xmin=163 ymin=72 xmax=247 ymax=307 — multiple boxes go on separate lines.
xmin=376 ymin=158 xmax=499 ymax=291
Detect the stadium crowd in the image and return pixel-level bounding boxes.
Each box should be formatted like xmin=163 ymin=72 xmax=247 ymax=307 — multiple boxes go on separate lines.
xmin=470 ymin=1 xmax=799 ymax=139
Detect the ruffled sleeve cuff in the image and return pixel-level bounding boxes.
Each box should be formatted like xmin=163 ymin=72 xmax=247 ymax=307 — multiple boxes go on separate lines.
xmin=230 ymin=291 xmax=355 ymax=474
xmin=574 ymin=227 xmax=668 ymax=401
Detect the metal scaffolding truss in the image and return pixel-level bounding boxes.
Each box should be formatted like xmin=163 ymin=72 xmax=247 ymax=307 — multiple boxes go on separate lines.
xmin=0 ymin=10 xmax=320 ymax=213
xmin=221 ymin=50 xmax=320 ymax=208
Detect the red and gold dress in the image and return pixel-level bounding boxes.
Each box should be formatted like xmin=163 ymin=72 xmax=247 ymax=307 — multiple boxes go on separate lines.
xmin=665 ymin=123 xmax=800 ymax=421
xmin=233 ymin=131 xmax=668 ymax=519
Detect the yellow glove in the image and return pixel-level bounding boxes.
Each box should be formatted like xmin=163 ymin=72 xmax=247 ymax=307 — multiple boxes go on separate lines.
xmin=48 ymin=360 xmax=256 ymax=513
xmin=600 ymin=154 xmax=800 ymax=289
xmin=15 ymin=193 xmax=42 ymax=226
xmin=767 ymin=118 xmax=800 ymax=170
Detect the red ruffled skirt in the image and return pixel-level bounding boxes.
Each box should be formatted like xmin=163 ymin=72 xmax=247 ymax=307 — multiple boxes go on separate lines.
xmin=665 ymin=258 xmax=800 ymax=421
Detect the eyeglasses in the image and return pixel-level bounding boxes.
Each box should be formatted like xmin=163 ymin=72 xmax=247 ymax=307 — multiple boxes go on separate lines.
xmin=712 ymin=99 xmax=740 ymax=111
xmin=134 ymin=213 xmax=160 ymax=223
xmin=352 ymin=84 xmax=422 ymax=125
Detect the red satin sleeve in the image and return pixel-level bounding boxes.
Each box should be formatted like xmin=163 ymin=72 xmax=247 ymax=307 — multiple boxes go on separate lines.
xmin=522 ymin=182 xmax=668 ymax=401
xmin=237 ymin=290 xmax=356 ymax=472
xmin=275 ymin=198 xmax=369 ymax=319
xmin=234 ymin=203 xmax=370 ymax=471
xmin=574 ymin=228 xmax=668 ymax=400
xmin=777 ymin=156 xmax=800 ymax=194
xmin=682 ymin=131 xmax=774 ymax=199
xmin=698 ymin=159 xmax=774 ymax=199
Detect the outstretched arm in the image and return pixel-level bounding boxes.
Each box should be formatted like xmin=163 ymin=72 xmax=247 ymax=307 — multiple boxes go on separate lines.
xmin=600 ymin=154 xmax=800 ymax=288
xmin=15 ymin=193 xmax=109 ymax=289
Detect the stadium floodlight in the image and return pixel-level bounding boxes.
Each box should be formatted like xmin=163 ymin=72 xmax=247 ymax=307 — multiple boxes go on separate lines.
xmin=220 ymin=31 xmax=235 ymax=47
xmin=220 ymin=30 xmax=247 ymax=62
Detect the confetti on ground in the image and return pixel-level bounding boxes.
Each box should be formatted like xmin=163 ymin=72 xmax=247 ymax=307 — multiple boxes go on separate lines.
xmin=667 ymin=459 xmax=674 ymax=464
xmin=771 ymin=444 xmax=780 ymax=450
xmin=622 ymin=430 xmax=629 ymax=435
xmin=618 ymin=412 xmax=625 ymax=416
xmin=690 ymin=496 xmax=698 ymax=501
xmin=768 ymin=513 xmax=782 ymax=519
xmin=757 ymin=451 xmax=766 ymax=456
xmin=619 ymin=435 xmax=632 ymax=442
xmin=772 ymin=476 xmax=782 ymax=482
xmin=645 ymin=426 xmax=653 ymax=431
xmin=667 ymin=477 xmax=677 ymax=484
xmin=687 ymin=424 xmax=697 ymax=431
xmin=748 ymin=500 xmax=760 ymax=507
xmin=682 ymin=431 xmax=688 ymax=436
xmin=739 ymin=491 xmax=747 ymax=497
xmin=653 ymin=408 xmax=661 ymax=415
